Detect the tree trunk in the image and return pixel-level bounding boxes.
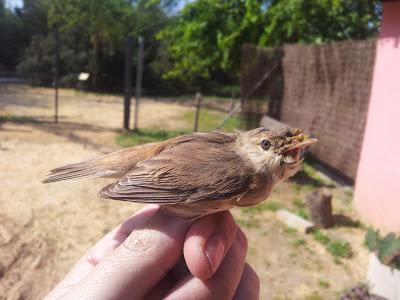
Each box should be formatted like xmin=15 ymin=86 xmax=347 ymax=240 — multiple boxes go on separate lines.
xmin=305 ymin=188 xmax=334 ymax=228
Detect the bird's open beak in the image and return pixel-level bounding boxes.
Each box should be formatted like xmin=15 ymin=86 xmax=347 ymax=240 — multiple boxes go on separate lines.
xmin=280 ymin=129 xmax=318 ymax=164
xmin=281 ymin=137 xmax=318 ymax=153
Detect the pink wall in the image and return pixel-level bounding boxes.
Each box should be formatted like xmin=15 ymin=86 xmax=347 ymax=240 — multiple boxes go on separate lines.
xmin=354 ymin=2 xmax=400 ymax=232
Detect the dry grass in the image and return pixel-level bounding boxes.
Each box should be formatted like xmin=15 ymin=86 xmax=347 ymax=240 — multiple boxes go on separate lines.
xmin=0 ymin=85 xmax=368 ymax=299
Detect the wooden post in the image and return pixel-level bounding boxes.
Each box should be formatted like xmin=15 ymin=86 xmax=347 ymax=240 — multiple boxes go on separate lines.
xmin=54 ymin=29 xmax=60 ymax=123
xmin=193 ymin=92 xmax=202 ymax=132
xmin=230 ymin=90 xmax=236 ymax=110
xmin=133 ymin=36 xmax=144 ymax=131
xmin=305 ymin=188 xmax=334 ymax=228
xmin=123 ymin=36 xmax=133 ymax=130
xmin=230 ymin=98 xmax=236 ymax=111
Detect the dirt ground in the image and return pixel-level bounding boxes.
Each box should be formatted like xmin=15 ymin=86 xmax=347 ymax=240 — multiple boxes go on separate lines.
xmin=0 ymin=85 xmax=369 ymax=299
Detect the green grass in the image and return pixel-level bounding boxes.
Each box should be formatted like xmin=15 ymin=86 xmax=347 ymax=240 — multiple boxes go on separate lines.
xmin=293 ymin=198 xmax=305 ymax=208
xmin=115 ymin=107 xmax=245 ymax=148
xmin=283 ymin=227 xmax=297 ymax=235
xmin=313 ymin=230 xmax=352 ymax=259
xmin=0 ymin=115 xmax=17 ymax=122
xmin=295 ymin=208 xmax=309 ymax=220
xmin=327 ymin=241 xmax=352 ymax=258
xmin=304 ymin=292 xmax=323 ymax=300
xmin=292 ymin=183 xmax=302 ymax=193
xmin=292 ymin=238 xmax=307 ymax=248
xmin=241 ymin=201 xmax=281 ymax=213
xmin=115 ymin=128 xmax=188 ymax=148
xmin=236 ymin=216 xmax=261 ymax=229
xmin=334 ymin=257 xmax=343 ymax=265
xmin=344 ymin=187 xmax=354 ymax=198
xmin=183 ymin=108 xmax=244 ymax=132
xmin=0 ymin=114 xmax=37 ymax=123
xmin=291 ymin=161 xmax=335 ymax=189
xmin=313 ymin=230 xmax=330 ymax=245
xmin=318 ymin=280 xmax=330 ymax=289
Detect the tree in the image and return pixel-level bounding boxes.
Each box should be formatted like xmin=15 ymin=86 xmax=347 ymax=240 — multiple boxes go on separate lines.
xmin=45 ymin=0 xmax=175 ymax=91
xmin=158 ymin=0 xmax=266 ymax=84
xmin=158 ymin=0 xmax=381 ymax=84
xmin=47 ymin=0 xmax=135 ymax=90
xmin=0 ymin=1 xmax=23 ymax=71
xmin=260 ymin=0 xmax=381 ymax=46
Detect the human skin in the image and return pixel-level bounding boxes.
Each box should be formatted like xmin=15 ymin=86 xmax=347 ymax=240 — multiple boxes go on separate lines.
xmin=44 ymin=205 xmax=260 ymax=300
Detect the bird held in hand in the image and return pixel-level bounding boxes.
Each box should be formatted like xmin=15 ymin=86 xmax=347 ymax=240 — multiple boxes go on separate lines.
xmin=43 ymin=127 xmax=317 ymax=217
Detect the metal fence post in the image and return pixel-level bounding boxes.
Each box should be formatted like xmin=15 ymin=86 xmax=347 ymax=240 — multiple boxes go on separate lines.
xmin=123 ymin=36 xmax=133 ymax=130
xmin=133 ymin=36 xmax=144 ymax=130
xmin=54 ymin=29 xmax=60 ymax=123
xmin=193 ymin=92 xmax=202 ymax=132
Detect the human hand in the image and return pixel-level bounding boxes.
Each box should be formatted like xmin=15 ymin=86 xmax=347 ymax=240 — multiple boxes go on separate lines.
xmin=44 ymin=205 xmax=260 ymax=300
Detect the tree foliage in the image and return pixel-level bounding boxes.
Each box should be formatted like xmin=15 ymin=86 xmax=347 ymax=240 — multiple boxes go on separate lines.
xmin=0 ymin=0 xmax=381 ymax=93
xmin=158 ymin=0 xmax=381 ymax=83
xmin=15 ymin=0 xmax=175 ymax=91
xmin=260 ymin=0 xmax=381 ymax=46
xmin=0 ymin=1 xmax=23 ymax=70
xmin=158 ymin=0 xmax=266 ymax=82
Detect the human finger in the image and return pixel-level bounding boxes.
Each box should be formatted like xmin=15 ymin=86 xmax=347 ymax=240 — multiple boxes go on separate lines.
xmin=233 ymin=263 xmax=260 ymax=300
xmin=44 ymin=204 xmax=159 ymax=300
xmin=63 ymin=209 xmax=192 ymax=299
xmin=164 ymin=228 xmax=248 ymax=300
xmin=183 ymin=210 xmax=237 ymax=280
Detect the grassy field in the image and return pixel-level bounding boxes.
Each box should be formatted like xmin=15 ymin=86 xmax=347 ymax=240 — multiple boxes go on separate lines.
xmin=115 ymin=107 xmax=244 ymax=147
xmin=114 ymin=122 xmax=366 ymax=279
xmin=0 ymin=85 xmax=370 ymax=299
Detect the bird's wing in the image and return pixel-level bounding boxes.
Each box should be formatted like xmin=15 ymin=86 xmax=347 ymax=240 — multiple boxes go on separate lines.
xmin=99 ymin=132 xmax=254 ymax=204
xmin=42 ymin=142 xmax=165 ymax=183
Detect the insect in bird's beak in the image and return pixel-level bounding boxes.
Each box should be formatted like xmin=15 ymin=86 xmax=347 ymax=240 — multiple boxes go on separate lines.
xmin=279 ymin=129 xmax=318 ymax=164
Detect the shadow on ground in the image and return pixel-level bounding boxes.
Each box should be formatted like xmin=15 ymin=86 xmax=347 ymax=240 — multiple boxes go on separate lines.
xmin=333 ymin=214 xmax=361 ymax=228
xmin=0 ymin=115 xmax=119 ymax=153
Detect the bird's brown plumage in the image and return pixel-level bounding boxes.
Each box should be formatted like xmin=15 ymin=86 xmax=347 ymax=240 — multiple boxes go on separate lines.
xmin=43 ymin=128 xmax=317 ymax=217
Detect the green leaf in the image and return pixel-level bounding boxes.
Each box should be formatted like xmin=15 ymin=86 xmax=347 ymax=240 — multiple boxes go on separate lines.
xmin=365 ymin=228 xmax=379 ymax=252
xmin=378 ymin=233 xmax=400 ymax=265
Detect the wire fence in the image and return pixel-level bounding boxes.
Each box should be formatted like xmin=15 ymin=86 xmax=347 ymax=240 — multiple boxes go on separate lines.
xmin=240 ymin=38 xmax=377 ymax=179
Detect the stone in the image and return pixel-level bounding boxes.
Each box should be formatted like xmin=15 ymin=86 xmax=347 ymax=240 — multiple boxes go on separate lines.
xmin=276 ymin=209 xmax=314 ymax=234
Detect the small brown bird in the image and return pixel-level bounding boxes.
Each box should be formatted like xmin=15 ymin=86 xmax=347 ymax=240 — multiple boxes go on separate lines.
xmin=43 ymin=127 xmax=317 ymax=217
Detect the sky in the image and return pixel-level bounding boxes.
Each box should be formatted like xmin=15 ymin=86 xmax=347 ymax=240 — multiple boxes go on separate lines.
xmin=5 ymin=0 xmax=192 ymax=11
xmin=5 ymin=0 xmax=23 ymax=9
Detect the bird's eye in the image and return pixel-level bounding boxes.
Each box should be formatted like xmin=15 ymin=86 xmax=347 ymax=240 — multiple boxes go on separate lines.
xmin=260 ymin=140 xmax=271 ymax=151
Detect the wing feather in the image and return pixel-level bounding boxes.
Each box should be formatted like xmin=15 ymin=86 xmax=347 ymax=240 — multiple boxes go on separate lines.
xmin=99 ymin=132 xmax=254 ymax=204
xmin=42 ymin=142 xmax=164 ymax=183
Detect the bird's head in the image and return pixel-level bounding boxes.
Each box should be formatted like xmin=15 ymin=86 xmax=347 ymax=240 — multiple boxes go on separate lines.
xmin=239 ymin=127 xmax=318 ymax=179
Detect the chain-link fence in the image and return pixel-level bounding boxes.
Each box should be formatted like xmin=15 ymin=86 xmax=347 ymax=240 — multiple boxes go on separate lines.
xmin=241 ymin=38 xmax=377 ymax=179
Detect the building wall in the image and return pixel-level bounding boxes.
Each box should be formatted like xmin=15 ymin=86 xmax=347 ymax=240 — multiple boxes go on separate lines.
xmin=279 ymin=39 xmax=377 ymax=179
xmin=354 ymin=2 xmax=400 ymax=232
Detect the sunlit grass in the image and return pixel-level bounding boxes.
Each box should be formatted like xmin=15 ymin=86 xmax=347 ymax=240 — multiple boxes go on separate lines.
xmin=0 ymin=115 xmax=18 ymax=122
xmin=115 ymin=128 xmax=188 ymax=148
xmin=292 ymin=238 xmax=307 ymax=248
xmin=318 ymin=279 xmax=330 ymax=289
xmin=293 ymin=198 xmax=305 ymax=208
xmin=116 ymin=107 xmax=245 ymax=148
xmin=183 ymin=108 xmax=244 ymax=132
xmin=313 ymin=230 xmax=352 ymax=261
xmin=294 ymin=208 xmax=309 ymax=220
xmin=236 ymin=216 xmax=261 ymax=229
xmin=291 ymin=161 xmax=335 ymax=190
xmin=241 ymin=201 xmax=281 ymax=213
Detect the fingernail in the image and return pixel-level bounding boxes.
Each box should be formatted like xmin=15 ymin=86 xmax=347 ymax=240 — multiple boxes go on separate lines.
xmin=205 ymin=234 xmax=225 ymax=273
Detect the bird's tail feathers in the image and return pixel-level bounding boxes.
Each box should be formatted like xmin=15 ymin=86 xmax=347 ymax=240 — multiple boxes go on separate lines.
xmin=42 ymin=160 xmax=120 ymax=183
xmin=42 ymin=141 xmax=165 ymax=184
